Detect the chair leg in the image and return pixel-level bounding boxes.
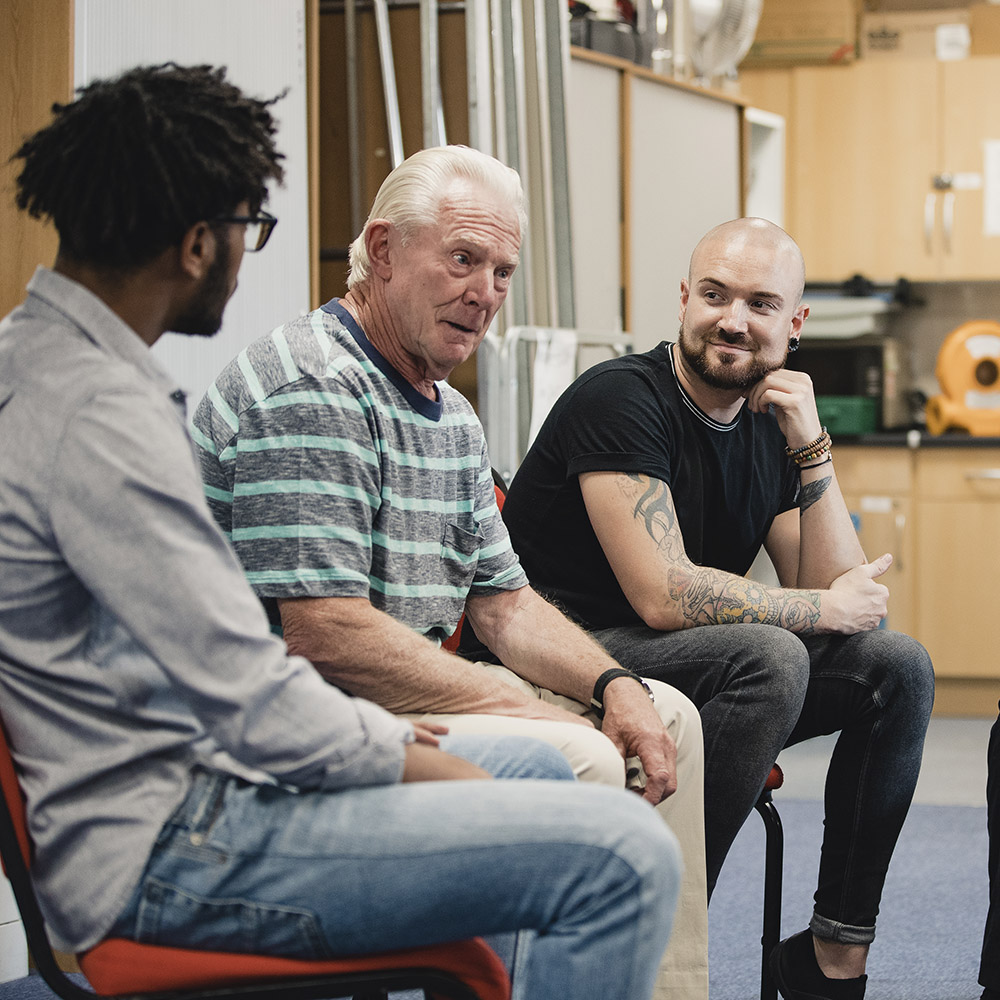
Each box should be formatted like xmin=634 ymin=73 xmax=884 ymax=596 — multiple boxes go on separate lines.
xmin=755 ymin=789 xmax=783 ymax=1000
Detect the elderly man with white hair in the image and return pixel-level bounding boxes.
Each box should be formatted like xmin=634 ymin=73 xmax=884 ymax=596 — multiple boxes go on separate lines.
xmin=194 ymin=145 xmax=709 ymax=1000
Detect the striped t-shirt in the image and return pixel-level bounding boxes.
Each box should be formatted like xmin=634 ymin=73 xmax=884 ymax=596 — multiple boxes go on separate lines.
xmin=192 ymin=300 xmax=527 ymax=643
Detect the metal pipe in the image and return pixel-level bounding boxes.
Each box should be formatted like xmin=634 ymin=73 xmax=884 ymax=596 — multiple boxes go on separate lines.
xmin=372 ymin=0 xmax=405 ymax=167
xmin=506 ymin=0 xmax=533 ymax=328
xmin=534 ymin=0 xmax=574 ymax=328
xmin=465 ymin=0 xmax=493 ymax=154
xmin=419 ymin=0 xmax=440 ymax=148
xmin=344 ymin=0 xmax=364 ymax=236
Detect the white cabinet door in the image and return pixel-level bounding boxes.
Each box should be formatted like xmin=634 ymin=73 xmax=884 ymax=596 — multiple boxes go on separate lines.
xmin=627 ymin=76 xmax=741 ymax=353
xmin=567 ymin=57 xmax=624 ymax=335
xmin=566 ymin=53 xmax=743 ymax=352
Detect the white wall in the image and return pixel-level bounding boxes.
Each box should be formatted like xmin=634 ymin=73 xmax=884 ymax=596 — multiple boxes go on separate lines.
xmin=74 ymin=0 xmax=310 ymax=405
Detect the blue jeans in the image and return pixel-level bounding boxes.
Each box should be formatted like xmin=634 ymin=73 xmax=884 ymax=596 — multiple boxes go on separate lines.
xmin=108 ymin=734 xmax=681 ymax=1000
xmin=592 ymin=623 xmax=935 ymax=944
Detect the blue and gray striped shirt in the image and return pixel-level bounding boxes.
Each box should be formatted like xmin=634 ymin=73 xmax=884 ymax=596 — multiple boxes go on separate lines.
xmin=193 ymin=300 xmax=527 ymax=643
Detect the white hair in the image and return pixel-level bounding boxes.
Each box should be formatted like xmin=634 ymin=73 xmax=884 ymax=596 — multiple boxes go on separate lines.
xmin=347 ymin=145 xmax=527 ymax=288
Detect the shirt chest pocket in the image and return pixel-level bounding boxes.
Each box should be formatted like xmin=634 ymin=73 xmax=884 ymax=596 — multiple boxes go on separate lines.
xmin=441 ymin=520 xmax=484 ymax=589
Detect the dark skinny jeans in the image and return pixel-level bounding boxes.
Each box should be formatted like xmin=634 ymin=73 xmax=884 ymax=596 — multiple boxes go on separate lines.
xmin=981 ymin=704 xmax=1000 ymax=994
xmin=592 ymin=623 xmax=935 ymax=944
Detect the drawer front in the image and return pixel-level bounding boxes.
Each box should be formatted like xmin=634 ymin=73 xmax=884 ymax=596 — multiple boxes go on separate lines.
xmin=835 ymin=446 xmax=913 ymax=495
xmin=915 ymin=449 xmax=1000 ymax=500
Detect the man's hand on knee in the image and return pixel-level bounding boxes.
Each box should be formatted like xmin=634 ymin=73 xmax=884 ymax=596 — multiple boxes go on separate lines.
xmin=600 ymin=681 xmax=678 ymax=804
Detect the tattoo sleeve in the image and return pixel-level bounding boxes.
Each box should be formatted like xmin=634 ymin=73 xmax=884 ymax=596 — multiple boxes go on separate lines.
xmin=620 ymin=473 xmax=823 ymax=633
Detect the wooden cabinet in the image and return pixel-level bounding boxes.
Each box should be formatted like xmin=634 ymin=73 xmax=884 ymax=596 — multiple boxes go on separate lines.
xmin=0 ymin=0 xmax=73 ymax=318
xmin=913 ymin=449 xmax=1000 ymax=680
xmin=739 ymin=57 xmax=1000 ymax=282
xmin=834 ymin=443 xmax=1000 ymax=716
xmin=938 ymin=58 xmax=1000 ymax=279
xmin=791 ymin=60 xmax=939 ymax=282
xmin=836 ymin=446 xmax=915 ymax=637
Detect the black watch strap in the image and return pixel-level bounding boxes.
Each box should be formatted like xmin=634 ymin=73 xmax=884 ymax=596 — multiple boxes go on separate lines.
xmin=590 ymin=667 xmax=653 ymax=718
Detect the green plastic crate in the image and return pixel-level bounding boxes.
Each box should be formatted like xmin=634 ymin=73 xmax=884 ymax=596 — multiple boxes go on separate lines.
xmin=815 ymin=396 xmax=879 ymax=435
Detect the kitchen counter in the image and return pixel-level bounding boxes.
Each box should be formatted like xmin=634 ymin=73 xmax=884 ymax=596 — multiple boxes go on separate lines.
xmin=833 ymin=431 xmax=1000 ymax=448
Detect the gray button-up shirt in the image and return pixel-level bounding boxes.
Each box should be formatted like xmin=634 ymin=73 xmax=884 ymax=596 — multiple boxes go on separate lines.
xmin=0 ymin=268 xmax=411 ymax=952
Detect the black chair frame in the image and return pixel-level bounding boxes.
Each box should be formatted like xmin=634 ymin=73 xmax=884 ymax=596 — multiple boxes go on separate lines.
xmin=755 ymin=780 xmax=784 ymax=1000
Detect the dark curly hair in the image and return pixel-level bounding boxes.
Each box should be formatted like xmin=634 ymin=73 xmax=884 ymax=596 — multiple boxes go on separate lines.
xmin=11 ymin=63 xmax=285 ymax=269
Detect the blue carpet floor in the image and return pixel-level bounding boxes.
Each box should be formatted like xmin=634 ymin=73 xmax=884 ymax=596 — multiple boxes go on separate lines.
xmin=709 ymin=798 xmax=989 ymax=1000
xmin=0 ymin=798 xmax=988 ymax=999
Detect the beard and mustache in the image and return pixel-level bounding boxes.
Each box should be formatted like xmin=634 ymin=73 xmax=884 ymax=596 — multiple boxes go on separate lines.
xmin=677 ymin=325 xmax=789 ymax=392
xmin=172 ymin=230 xmax=234 ymax=337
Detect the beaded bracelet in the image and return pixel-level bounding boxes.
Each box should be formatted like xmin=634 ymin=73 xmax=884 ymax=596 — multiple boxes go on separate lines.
xmin=785 ymin=428 xmax=832 ymax=465
xmin=785 ymin=427 xmax=830 ymax=458
xmin=793 ymin=443 xmax=832 ymax=467
xmin=798 ymin=454 xmax=833 ymax=471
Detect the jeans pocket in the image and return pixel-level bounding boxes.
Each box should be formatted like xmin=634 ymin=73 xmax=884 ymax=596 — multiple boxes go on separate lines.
xmin=133 ymin=877 xmax=327 ymax=958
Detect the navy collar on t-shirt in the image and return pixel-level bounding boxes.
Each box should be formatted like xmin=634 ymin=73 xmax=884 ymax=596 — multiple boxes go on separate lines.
xmin=321 ymin=299 xmax=443 ymax=421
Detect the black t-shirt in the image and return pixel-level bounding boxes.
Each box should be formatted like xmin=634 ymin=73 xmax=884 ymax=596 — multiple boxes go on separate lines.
xmin=502 ymin=342 xmax=800 ymax=630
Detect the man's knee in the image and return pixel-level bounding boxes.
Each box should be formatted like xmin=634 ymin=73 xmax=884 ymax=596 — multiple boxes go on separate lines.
xmin=414 ymin=712 xmax=625 ymax=785
xmin=645 ymin=680 xmax=703 ymax=755
xmin=853 ymin=628 xmax=935 ymax=715
xmin=559 ymin=727 xmax=628 ymax=786
xmin=609 ymin=790 xmax=683 ymax=903
xmin=439 ymin=733 xmax=576 ymax=781
xmin=729 ymin=624 xmax=811 ymax=706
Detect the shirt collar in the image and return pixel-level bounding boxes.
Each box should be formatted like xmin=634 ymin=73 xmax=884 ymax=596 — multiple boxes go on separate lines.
xmin=666 ymin=340 xmax=743 ymax=433
xmin=322 ymin=298 xmax=443 ymax=421
xmin=25 ymin=267 xmax=184 ymax=402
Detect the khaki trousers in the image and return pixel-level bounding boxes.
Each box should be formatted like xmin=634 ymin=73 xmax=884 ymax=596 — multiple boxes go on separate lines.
xmin=408 ymin=664 xmax=708 ymax=1000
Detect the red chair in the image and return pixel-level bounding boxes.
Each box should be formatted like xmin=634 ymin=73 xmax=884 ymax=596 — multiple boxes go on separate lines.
xmin=0 ymin=718 xmax=510 ymax=1000
xmin=443 ymin=479 xmax=508 ymax=655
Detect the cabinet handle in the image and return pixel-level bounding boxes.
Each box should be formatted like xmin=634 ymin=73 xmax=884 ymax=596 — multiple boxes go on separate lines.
xmin=943 ymin=191 xmax=955 ymax=255
xmin=924 ymin=192 xmax=936 ymax=254
xmin=964 ymin=469 xmax=1000 ymax=480
xmin=894 ymin=511 xmax=905 ymax=572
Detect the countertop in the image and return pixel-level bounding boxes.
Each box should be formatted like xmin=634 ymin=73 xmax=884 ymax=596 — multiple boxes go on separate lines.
xmin=834 ymin=431 xmax=1000 ymax=448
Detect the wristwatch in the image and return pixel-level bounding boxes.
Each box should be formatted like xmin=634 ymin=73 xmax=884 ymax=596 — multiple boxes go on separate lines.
xmin=590 ymin=667 xmax=654 ymax=719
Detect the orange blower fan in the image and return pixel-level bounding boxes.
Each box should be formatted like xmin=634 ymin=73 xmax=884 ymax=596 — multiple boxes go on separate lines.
xmin=925 ymin=320 xmax=1000 ymax=436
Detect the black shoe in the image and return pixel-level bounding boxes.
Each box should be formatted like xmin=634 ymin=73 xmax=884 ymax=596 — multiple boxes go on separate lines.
xmin=769 ymin=930 xmax=867 ymax=1000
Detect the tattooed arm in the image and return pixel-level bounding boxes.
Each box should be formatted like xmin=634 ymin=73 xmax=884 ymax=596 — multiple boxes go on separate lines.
xmin=579 ymin=470 xmax=890 ymax=636
xmin=743 ymin=368 xmax=870 ymax=590
xmin=765 ymin=457 xmax=868 ymax=593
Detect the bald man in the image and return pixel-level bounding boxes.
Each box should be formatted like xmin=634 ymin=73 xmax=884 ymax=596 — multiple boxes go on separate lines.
xmin=502 ymin=219 xmax=935 ymax=1000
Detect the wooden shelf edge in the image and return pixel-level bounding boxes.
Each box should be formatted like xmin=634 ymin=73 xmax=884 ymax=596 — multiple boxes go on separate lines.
xmin=569 ymin=45 xmax=748 ymax=106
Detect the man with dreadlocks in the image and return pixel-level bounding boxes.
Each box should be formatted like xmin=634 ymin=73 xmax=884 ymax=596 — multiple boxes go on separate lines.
xmin=0 ymin=64 xmax=682 ymax=1000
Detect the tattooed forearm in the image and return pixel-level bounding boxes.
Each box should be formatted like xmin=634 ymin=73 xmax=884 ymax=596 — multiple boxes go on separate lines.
xmin=613 ymin=472 xmax=824 ymax=632
xmin=669 ymin=563 xmax=822 ymax=632
xmin=798 ymin=475 xmax=832 ymax=514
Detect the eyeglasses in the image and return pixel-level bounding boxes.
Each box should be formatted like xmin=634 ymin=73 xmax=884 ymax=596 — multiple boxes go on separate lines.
xmin=212 ymin=210 xmax=278 ymax=252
